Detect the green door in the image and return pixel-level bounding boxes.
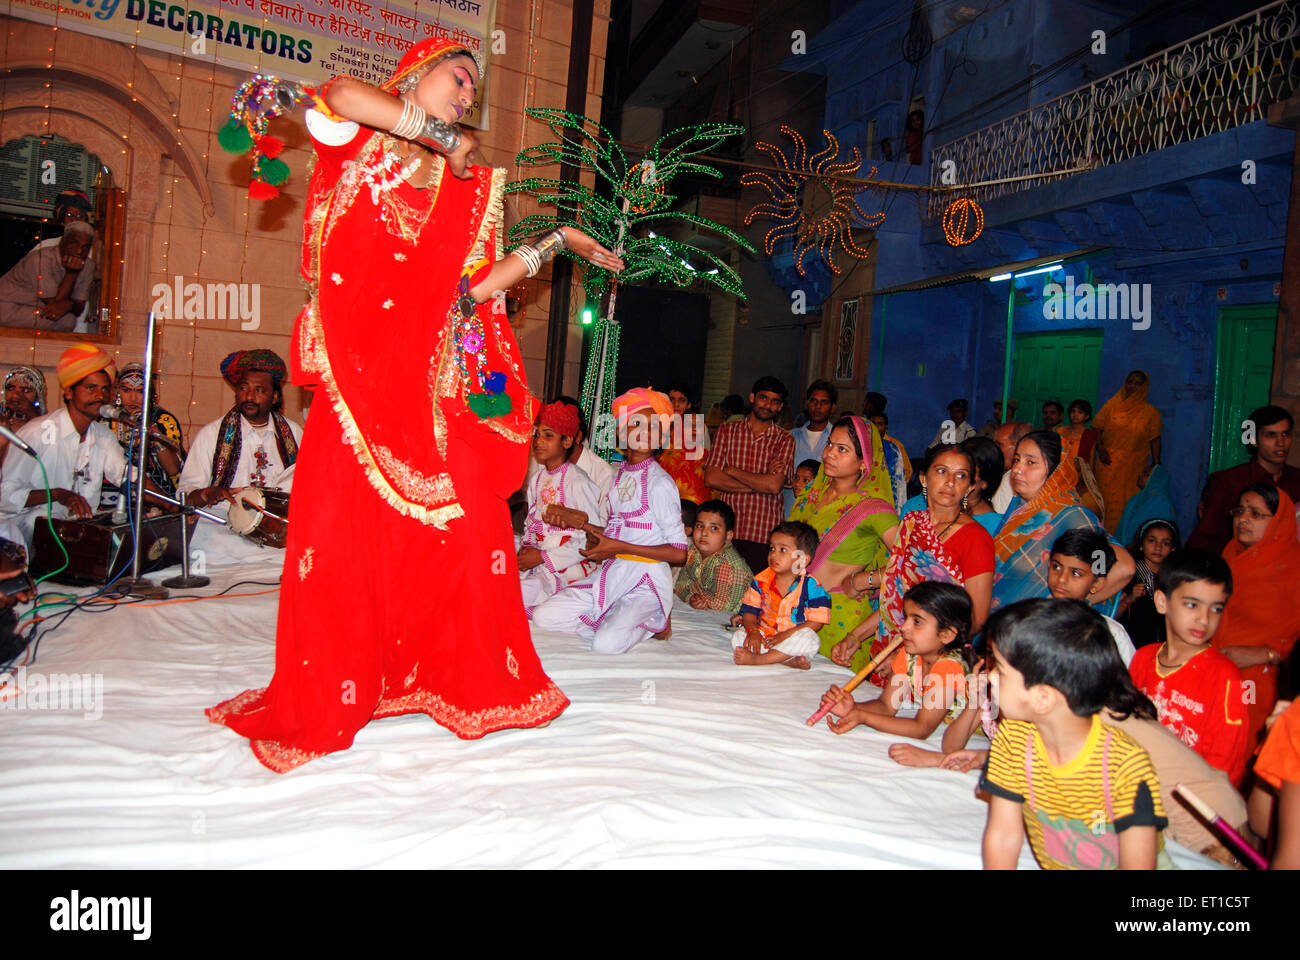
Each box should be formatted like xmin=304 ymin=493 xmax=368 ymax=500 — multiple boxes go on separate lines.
xmin=1010 ymin=329 xmax=1105 ymax=428
xmin=1209 ymin=305 xmax=1277 ymax=474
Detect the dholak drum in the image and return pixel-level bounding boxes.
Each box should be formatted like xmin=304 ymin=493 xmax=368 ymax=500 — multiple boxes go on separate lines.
xmin=227 ymin=488 xmax=290 ymax=548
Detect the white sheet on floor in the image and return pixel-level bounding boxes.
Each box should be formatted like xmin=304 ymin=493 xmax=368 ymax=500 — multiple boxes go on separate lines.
xmin=0 ymin=559 xmax=1220 ymax=869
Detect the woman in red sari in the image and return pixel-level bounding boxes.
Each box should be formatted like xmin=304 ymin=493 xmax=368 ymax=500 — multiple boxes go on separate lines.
xmin=1214 ymin=483 xmax=1300 ymax=752
xmin=208 ymin=40 xmax=622 ymax=772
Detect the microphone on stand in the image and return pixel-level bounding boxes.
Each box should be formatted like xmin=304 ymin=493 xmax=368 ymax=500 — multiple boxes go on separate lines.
xmin=0 ymin=424 xmax=35 ymax=458
xmin=98 ymin=404 xmax=138 ymax=424
xmin=97 ymin=406 xmax=183 ymax=452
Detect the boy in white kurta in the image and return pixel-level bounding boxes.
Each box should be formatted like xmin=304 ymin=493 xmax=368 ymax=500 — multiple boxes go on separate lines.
xmin=519 ymin=401 xmax=603 ymax=615
xmin=531 ymin=389 xmax=688 ymax=655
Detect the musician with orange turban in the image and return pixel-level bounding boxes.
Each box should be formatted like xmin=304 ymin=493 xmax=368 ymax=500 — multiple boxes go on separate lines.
xmin=207 ymin=38 xmax=624 ymax=770
xmin=531 ymin=389 xmax=688 ymax=654
xmin=0 ymin=343 xmax=130 ymax=547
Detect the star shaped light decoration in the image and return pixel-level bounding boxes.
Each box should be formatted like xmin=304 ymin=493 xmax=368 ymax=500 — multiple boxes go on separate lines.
xmin=741 ymin=126 xmax=885 ymax=275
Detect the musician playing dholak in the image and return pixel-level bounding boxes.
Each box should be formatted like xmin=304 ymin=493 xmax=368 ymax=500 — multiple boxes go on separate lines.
xmin=176 ymin=350 xmax=302 ymax=510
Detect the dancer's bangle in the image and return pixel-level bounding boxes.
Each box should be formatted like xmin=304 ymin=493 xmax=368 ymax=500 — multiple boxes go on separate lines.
xmin=512 ymin=244 xmax=543 ymax=277
xmin=390 ymin=98 xmax=427 ymax=140
xmin=415 ymin=115 xmax=462 ymax=154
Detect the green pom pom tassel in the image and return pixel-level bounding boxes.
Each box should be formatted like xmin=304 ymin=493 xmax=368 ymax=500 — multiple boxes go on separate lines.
xmin=468 ymin=392 xmax=512 ymax=420
xmin=257 ymin=157 xmax=290 ymax=186
xmin=218 ymin=119 xmax=253 ymax=154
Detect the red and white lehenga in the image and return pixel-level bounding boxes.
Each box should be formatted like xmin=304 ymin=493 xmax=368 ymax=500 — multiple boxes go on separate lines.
xmin=207 ymin=42 xmax=569 ymax=772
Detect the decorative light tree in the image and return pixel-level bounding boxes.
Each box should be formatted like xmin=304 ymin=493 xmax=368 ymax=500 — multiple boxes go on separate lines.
xmin=507 ymin=108 xmax=754 ymax=457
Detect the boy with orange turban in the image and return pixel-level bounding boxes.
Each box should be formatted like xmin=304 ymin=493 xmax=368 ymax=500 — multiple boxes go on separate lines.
xmin=531 ymin=389 xmax=688 ymax=654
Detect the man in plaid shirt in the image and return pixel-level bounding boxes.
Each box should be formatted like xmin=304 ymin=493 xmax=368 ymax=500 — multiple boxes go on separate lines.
xmin=673 ymin=500 xmax=752 ymax=612
xmin=704 ymin=376 xmax=796 ymax=574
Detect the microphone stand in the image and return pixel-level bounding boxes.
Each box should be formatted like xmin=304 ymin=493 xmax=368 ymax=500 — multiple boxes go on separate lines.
xmin=120 ymin=312 xmax=169 ymax=599
xmin=161 ymin=491 xmax=211 ymax=589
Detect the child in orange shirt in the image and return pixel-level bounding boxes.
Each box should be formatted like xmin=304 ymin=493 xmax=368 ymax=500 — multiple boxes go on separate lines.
xmin=819 ymin=581 xmax=971 ymax=743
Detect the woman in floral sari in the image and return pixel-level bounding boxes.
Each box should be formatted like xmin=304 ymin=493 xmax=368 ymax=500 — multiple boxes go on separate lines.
xmin=789 ymin=415 xmax=898 ymax=670
xmin=832 ymin=444 xmax=995 ymax=683
xmin=1094 ymin=370 xmax=1162 ymax=531
xmin=993 ymin=430 xmax=1134 ymax=615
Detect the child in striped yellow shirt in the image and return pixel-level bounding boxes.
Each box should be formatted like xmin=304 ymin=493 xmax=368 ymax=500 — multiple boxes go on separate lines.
xmin=980 ymin=598 xmax=1169 ymax=870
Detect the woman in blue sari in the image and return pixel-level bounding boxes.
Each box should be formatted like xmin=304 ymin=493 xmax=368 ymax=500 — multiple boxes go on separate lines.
xmin=992 ymin=431 xmax=1135 ymax=615
xmin=1115 ymin=463 xmax=1175 ymax=547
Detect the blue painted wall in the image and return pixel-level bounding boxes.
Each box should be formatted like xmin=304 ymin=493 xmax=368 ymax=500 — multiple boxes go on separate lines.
xmin=792 ymin=0 xmax=1295 ymax=533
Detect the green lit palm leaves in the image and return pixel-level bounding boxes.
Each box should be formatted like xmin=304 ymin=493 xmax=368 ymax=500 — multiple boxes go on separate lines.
xmin=506 ymin=108 xmax=753 ymax=303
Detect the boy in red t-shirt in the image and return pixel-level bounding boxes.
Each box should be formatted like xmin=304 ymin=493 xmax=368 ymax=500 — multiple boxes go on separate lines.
xmin=1129 ymin=549 xmax=1248 ymax=784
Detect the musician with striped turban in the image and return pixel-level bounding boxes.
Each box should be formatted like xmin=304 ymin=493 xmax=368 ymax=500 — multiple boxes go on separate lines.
xmin=176 ymin=349 xmax=302 ymax=510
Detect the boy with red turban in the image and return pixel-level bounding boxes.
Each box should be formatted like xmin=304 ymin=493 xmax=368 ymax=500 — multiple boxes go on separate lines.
xmin=518 ymin=400 xmax=603 ymax=615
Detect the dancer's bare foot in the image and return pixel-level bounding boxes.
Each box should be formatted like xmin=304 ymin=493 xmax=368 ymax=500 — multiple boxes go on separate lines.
xmin=733 ymin=647 xmax=761 ymax=665
xmin=782 ymin=655 xmax=810 ymax=670
xmin=652 ymin=614 xmax=672 ymax=640
xmin=888 ymin=742 xmax=943 ymax=768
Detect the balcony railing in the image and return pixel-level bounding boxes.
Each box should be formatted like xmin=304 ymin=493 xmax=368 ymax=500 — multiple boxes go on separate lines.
xmin=927 ymin=0 xmax=1300 ymax=217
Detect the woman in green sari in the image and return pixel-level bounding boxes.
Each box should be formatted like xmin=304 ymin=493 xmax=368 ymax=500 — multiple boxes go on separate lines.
xmin=789 ymin=415 xmax=899 ymax=671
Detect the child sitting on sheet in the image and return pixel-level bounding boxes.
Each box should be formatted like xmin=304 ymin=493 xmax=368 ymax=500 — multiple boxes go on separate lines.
xmin=518 ymin=401 xmax=603 ymax=617
xmin=731 ymin=521 xmax=830 ymax=669
xmin=1128 ymin=548 xmax=1248 ymax=785
xmin=979 ymin=599 xmax=1169 ymax=870
xmin=819 ymin=581 xmax=972 ymax=742
xmin=531 ymin=389 xmax=688 ymax=655
xmin=895 ymin=617 xmax=1248 ymax=864
xmin=793 ymin=459 xmax=820 ymax=500
xmin=674 ymin=499 xmax=752 ymax=613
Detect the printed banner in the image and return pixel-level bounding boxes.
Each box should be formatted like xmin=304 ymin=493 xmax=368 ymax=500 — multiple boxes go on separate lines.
xmin=5 ymin=0 xmax=497 ymax=126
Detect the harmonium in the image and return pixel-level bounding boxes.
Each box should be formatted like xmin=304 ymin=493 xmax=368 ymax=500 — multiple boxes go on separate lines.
xmin=30 ymin=514 xmax=186 ymax=586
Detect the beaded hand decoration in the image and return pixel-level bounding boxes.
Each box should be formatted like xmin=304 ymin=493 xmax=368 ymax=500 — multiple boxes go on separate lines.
xmin=219 ymin=74 xmax=317 ymax=200
xmin=452 ymin=274 xmax=511 ymax=420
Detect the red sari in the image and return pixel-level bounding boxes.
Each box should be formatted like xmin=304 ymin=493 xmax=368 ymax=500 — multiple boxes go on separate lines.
xmin=1214 ymin=489 xmax=1300 ymax=752
xmin=208 ymin=41 xmax=568 ymax=772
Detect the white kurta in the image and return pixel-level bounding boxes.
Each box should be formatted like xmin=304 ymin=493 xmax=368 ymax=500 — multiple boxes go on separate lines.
xmin=175 ymin=412 xmax=303 ymax=565
xmin=0 ymin=408 xmax=127 ymax=546
xmin=176 ymin=413 xmax=303 ymax=501
xmin=531 ymin=457 xmax=688 ymax=654
xmin=520 ymin=460 xmax=603 ymax=614
xmin=526 ymin=442 xmax=614 ymax=525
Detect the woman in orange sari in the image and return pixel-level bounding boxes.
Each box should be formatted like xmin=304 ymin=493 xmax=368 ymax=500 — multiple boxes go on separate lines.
xmin=1094 ymin=370 xmax=1162 ymax=531
xmin=207 ymin=39 xmax=622 ymax=772
xmin=1214 ymin=483 xmax=1300 ymax=752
